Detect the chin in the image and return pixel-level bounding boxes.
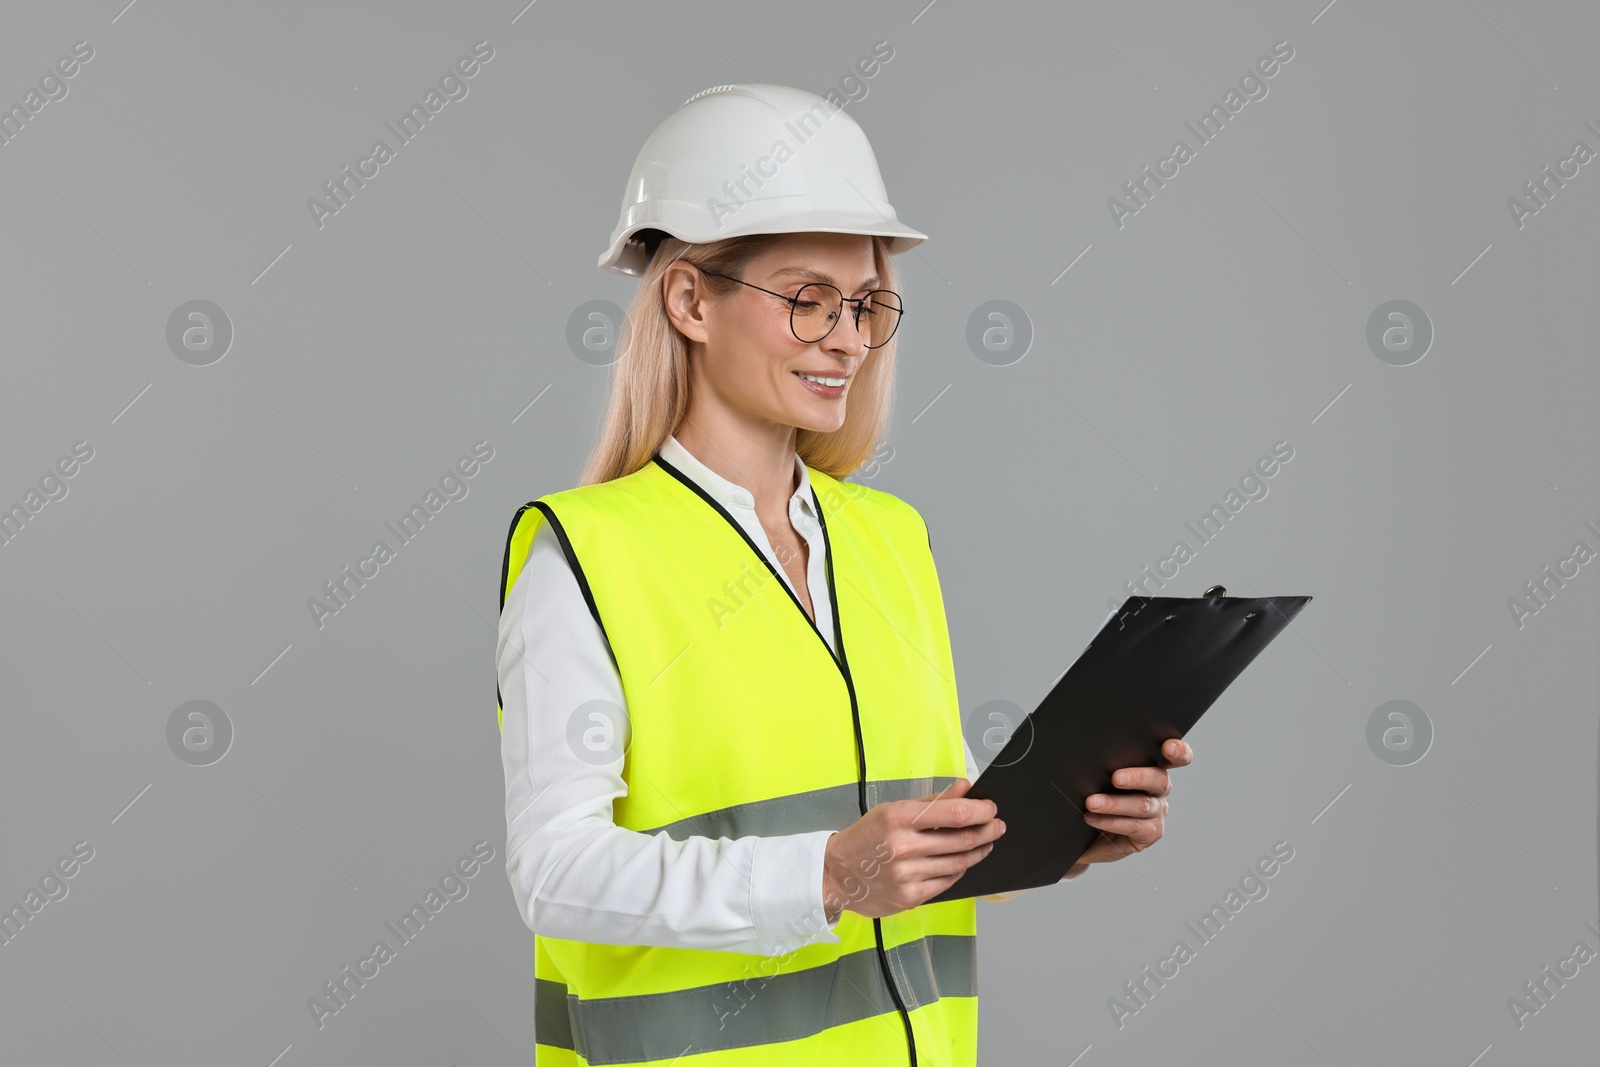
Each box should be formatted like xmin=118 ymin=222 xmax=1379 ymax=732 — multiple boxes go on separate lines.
xmin=787 ymin=406 xmax=848 ymax=435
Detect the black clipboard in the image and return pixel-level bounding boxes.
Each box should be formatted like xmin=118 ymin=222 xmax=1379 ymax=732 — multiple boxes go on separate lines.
xmin=927 ymin=586 xmax=1311 ymax=903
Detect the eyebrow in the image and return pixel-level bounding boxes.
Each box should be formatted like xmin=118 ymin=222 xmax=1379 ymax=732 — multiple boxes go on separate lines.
xmin=767 ymin=266 xmax=881 ymax=290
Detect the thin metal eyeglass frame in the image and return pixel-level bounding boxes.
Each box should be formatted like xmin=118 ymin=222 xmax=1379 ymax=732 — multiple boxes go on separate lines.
xmin=696 ymin=267 xmax=903 ymax=348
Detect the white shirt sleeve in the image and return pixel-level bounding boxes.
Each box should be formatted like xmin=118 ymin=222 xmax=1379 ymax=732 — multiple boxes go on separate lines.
xmin=498 ymin=519 xmax=842 ymax=956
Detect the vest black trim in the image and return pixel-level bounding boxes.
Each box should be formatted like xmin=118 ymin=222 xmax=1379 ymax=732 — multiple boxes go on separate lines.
xmin=496 ymin=501 xmax=538 ymax=714
xmin=649 ymin=451 xmax=921 ymax=1067
xmin=649 ymin=453 xmax=837 ymax=668
xmin=530 ymin=500 xmax=619 ymax=676
xmin=495 ymin=497 xmax=620 ymax=714
xmin=498 ymin=503 xmax=534 ymax=614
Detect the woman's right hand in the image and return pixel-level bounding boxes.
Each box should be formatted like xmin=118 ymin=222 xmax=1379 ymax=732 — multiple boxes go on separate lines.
xmin=821 ymin=779 xmax=1005 ymax=921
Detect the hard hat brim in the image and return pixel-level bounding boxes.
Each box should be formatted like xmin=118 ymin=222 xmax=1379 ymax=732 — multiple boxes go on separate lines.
xmin=599 ymin=206 xmax=928 ymax=278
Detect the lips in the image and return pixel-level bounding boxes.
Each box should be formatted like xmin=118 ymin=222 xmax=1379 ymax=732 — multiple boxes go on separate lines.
xmin=793 ymin=371 xmax=848 ymax=398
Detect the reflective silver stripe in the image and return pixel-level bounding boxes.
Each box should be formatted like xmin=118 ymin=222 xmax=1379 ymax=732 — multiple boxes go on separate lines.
xmin=635 ymin=776 xmax=963 ymax=840
xmin=535 ymin=934 xmax=976 ymax=1064
xmin=534 ymin=978 xmax=576 ymax=1051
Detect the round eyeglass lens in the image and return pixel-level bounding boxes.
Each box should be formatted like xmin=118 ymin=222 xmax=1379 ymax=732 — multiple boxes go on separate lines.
xmin=790 ymin=284 xmax=902 ymax=348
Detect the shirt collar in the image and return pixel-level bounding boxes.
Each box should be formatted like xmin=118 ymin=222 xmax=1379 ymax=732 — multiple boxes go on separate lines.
xmin=658 ymin=433 xmax=815 ymax=516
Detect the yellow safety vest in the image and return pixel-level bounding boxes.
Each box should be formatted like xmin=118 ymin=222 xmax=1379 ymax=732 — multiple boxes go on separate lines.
xmin=497 ymin=451 xmax=978 ymax=1066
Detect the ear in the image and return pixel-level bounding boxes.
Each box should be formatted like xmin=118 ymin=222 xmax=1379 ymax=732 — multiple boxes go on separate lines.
xmin=661 ymin=262 xmax=712 ymax=345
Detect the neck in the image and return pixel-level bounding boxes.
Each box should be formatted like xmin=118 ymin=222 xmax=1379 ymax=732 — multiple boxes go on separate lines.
xmin=673 ymin=414 xmax=798 ymax=515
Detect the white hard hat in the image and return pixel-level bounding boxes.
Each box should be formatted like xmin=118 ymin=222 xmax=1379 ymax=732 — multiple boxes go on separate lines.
xmin=598 ymin=83 xmax=927 ymax=277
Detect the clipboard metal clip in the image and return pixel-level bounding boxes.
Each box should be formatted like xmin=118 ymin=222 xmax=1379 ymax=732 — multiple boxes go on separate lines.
xmin=1185 ymin=586 xmax=1259 ymax=621
xmin=1168 ymin=585 xmax=1229 ymax=620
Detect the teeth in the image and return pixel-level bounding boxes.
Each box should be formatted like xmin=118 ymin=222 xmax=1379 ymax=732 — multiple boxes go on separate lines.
xmin=797 ymin=373 xmax=845 ymax=387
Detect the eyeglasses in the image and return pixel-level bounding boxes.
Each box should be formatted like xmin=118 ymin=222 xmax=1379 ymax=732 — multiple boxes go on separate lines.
xmin=698 ymin=268 xmax=903 ymax=349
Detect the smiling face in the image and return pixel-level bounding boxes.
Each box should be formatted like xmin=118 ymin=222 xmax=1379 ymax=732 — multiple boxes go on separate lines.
xmin=666 ymin=231 xmax=882 ymax=436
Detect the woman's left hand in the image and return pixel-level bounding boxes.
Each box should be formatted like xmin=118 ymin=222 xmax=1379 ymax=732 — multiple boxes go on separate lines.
xmin=1068 ymin=739 xmax=1194 ymax=873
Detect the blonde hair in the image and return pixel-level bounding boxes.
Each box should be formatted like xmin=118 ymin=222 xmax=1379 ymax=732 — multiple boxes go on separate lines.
xmin=579 ymin=232 xmax=901 ymax=486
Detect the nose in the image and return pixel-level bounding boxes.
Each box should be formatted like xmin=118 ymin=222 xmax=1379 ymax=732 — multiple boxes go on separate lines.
xmin=822 ymin=304 xmax=870 ymax=355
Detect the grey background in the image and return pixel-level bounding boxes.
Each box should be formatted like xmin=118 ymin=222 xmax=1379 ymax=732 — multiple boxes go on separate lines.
xmin=1 ymin=1 xmax=1595 ymax=1064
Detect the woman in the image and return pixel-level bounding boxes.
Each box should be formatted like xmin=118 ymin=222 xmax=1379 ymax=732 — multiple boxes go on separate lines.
xmin=496 ymin=83 xmax=1192 ymax=1067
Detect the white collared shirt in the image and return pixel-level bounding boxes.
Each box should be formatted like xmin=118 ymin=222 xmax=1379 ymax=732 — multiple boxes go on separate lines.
xmin=497 ymin=434 xmax=1070 ymax=956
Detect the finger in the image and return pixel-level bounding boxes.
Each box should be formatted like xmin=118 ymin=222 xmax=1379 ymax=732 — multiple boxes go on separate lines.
xmin=1159 ymin=739 xmax=1194 ymax=767
xmin=1111 ymin=766 xmax=1172 ymax=796
xmin=916 ymin=793 xmax=1001 ymax=831
xmin=919 ymin=819 xmax=1007 ymax=857
xmin=909 ymin=779 xmax=988 ymax=828
xmin=1084 ymin=813 xmax=1164 ymax=843
xmin=909 ymin=842 xmax=997 ymax=881
xmin=1086 ymin=792 xmax=1163 ymax=817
